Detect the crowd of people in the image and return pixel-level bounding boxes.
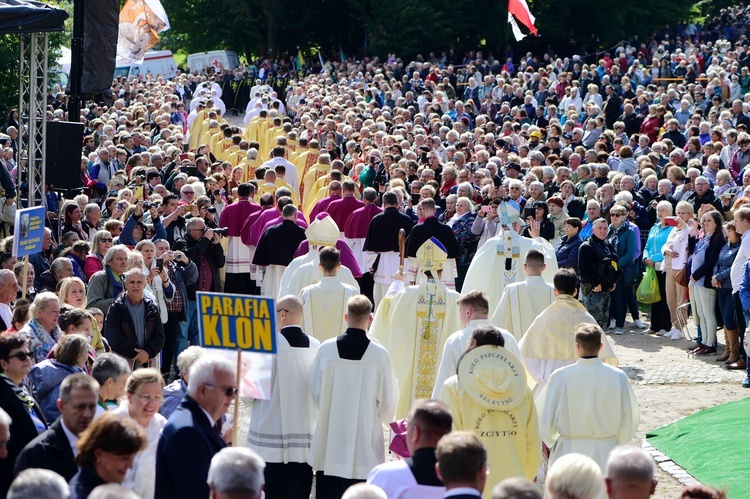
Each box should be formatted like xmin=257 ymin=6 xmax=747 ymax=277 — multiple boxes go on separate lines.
xmin=0 ymin=4 xmax=748 ymax=499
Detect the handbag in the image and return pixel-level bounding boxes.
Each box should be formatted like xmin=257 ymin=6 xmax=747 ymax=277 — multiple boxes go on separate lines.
xmin=674 ymin=266 xmax=688 ymax=287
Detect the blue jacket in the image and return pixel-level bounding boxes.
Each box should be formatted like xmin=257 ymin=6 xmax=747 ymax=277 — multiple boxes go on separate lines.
xmin=643 ymin=223 xmax=674 ymax=265
xmin=119 ymin=213 xmax=167 ymax=246
xmin=714 ymin=242 xmax=740 ymax=289
xmin=155 ymin=395 xmax=227 ymax=499
xmin=28 ymin=360 xmax=85 ymax=422
xmin=556 ymin=234 xmax=582 ymax=273
xmin=608 ymin=222 xmax=638 ymax=283
xmin=159 ymin=379 xmax=186 ymax=420
xmin=739 ymin=261 xmax=750 ymax=312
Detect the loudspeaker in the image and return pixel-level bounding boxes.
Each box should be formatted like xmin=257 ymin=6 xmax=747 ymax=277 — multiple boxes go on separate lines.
xmin=45 ymin=121 xmax=84 ymax=190
xmin=82 ymin=0 xmax=118 ymax=99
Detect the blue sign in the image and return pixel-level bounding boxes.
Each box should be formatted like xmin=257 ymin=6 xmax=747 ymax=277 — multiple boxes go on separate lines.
xmin=13 ymin=206 xmax=46 ymax=258
xmin=197 ymin=292 xmax=277 ymax=353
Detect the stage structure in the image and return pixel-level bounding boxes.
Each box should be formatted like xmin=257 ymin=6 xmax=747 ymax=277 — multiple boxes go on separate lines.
xmin=0 ymin=1 xmax=68 ymax=207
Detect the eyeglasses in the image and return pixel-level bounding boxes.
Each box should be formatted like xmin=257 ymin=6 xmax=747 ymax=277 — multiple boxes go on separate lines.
xmin=276 ymin=309 xmax=289 ymax=313
xmin=204 ymin=383 xmax=238 ymax=397
xmin=133 ymin=393 xmax=163 ymax=404
xmin=100 ymin=238 xmax=113 ymax=243
xmin=183 ymin=191 xmax=195 ymax=195
xmin=7 ymin=351 xmax=31 ymax=361
xmin=611 ymin=213 xmax=625 ymax=218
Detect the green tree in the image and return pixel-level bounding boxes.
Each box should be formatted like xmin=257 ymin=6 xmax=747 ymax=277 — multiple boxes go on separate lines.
xmin=0 ymin=0 xmax=69 ymax=119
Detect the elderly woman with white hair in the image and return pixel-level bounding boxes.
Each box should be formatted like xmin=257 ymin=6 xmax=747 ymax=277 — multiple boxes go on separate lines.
xmin=545 ymin=453 xmax=604 ymax=499
xmin=19 ymin=292 xmax=62 ymax=363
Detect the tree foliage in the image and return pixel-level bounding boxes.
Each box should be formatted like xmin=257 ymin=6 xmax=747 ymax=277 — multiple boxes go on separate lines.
xmin=0 ymin=1 xmax=69 ymax=118
xmin=158 ymin=0 xmax=701 ymax=63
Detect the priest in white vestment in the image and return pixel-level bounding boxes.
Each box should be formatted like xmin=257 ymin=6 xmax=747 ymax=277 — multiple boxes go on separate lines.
xmin=300 ymin=247 xmax=358 ymax=342
xmin=279 ymin=215 xmax=359 ymax=299
xmin=535 ymin=323 xmax=639 ymax=472
xmin=432 ymin=290 xmax=522 ymax=398
xmin=462 ymin=200 xmax=558 ymax=313
xmin=246 ymin=296 xmax=320 ymax=498
xmin=369 ymin=237 xmax=462 ymax=419
xmin=308 ymin=295 xmax=398 ymax=498
xmin=519 ymin=268 xmax=618 ymax=393
xmin=490 ymin=249 xmax=555 ymax=341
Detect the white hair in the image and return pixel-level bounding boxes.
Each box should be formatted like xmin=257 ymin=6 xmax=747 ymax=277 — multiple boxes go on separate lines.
xmin=177 ymin=346 xmax=206 ymax=380
xmin=546 ymin=453 xmax=604 ymax=499
xmin=8 ymin=469 xmax=70 ymax=499
xmin=187 ymin=354 xmax=235 ymax=397
xmin=207 ymin=447 xmax=265 ymax=496
xmin=341 ymin=483 xmax=388 ymax=499
xmin=88 ymin=484 xmax=140 ymax=499
xmin=605 ymin=446 xmax=655 ymax=482
xmin=614 ymin=191 xmax=633 ymax=204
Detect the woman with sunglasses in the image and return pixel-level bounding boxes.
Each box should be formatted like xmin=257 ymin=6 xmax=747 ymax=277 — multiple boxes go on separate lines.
xmin=84 ymin=230 xmax=114 ymax=281
xmin=0 ymin=333 xmax=47 ymax=496
xmin=112 ymin=368 xmax=166 ymax=499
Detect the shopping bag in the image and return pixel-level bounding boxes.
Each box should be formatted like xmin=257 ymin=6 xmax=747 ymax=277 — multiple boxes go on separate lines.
xmin=636 ymin=267 xmax=660 ymax=304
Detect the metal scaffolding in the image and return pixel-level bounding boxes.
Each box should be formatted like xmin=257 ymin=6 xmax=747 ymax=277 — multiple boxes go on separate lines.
xmin=17 ymin=32 xmax=49 ymax=208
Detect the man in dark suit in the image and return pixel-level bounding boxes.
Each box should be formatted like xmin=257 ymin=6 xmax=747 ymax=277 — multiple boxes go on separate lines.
xmin=155 ymin=354 xmax=235 ymax=499
xmin=435 ymin=432 xmax=487 ymax=499
xmin=14 ymin=374 xmax=98 ymax=481
xmin=405 ymin=198 xmax=460 ymax=286
xmin=363 ymin=191 xmax=414 ymax=308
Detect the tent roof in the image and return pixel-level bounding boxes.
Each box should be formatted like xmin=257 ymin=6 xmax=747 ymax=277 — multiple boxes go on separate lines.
xmin=0 ymin=0 xmax=68 ymax=34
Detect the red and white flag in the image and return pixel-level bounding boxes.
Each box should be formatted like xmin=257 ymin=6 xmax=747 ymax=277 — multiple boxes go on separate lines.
xmin=508 ymin=0 xmax=538 ymax=40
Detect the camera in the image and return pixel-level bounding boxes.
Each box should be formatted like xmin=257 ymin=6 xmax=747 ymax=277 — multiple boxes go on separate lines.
xmin=143 ymin=201 xmax=153 ymax=210
xmin=213 ymin=228 xmax=228 ymax=236
xmin=207 ymin=206 xmax=217 ymax=214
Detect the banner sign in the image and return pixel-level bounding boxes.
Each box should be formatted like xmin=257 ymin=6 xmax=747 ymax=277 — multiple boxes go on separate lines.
xmin=13 ymin=206 xmax=46 ymax=258
xmin=197 ymin=292 xmax=277 ymax=354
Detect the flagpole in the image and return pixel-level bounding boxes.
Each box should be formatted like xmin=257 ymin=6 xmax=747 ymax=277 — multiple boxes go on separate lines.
xmin=505 ymin=12 xmax=511 ymax=63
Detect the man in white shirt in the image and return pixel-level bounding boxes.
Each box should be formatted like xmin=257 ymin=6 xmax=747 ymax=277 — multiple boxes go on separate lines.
xmin=14 ymin=374 xmax=98 ymax=481
xmin=535 ymin=324 xmax=639 ymax=472
xmin=263 ymin=145 xmax=299 ymax=192
xmin=367 ymin=399 xmax=451 ymax=498
xmin=435 ymin=431 xmax=486 ymax=499
xmin=0 ymin=269 xmax=16 ymax=330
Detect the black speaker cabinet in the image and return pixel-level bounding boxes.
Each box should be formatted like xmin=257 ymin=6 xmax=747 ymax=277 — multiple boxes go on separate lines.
xmin=45 ymin=121 xmax=84 ymax=190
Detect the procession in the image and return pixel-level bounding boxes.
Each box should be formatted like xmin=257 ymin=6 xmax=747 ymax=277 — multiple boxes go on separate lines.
xmin=1 ymin=0 xmax=750 ymax=497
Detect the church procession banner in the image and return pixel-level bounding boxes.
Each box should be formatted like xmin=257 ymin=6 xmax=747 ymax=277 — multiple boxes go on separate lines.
xmin=117 ymin=0 xmax=170 ymax=64
xmin=12 ymin=206 xmax=46 ymax=258
xmin=197 ymin=292 xmax=276 ymax=401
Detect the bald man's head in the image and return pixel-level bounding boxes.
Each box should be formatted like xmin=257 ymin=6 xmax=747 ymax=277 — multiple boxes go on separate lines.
xmin=276 ymin=295 xmax=303 ymax=327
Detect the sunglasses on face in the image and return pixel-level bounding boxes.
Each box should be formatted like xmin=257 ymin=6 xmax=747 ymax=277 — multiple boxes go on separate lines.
xmin=100 ymin=238 xmax=113 ymax=243
xmin=7 ymin=351 xmax=32 ymax=361
xmin=205 ymin=383 xmax=238 ymax=397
